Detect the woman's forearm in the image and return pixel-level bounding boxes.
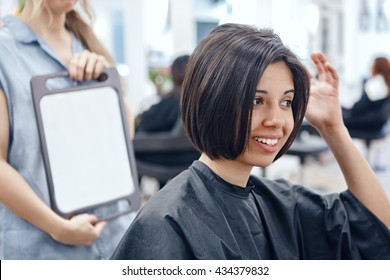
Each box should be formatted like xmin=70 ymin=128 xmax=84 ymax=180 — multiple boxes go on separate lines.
xmin=0 ymin=160 xmax=67 ymax=238
xmin=320 ymin=125 xmax=390 ymax=228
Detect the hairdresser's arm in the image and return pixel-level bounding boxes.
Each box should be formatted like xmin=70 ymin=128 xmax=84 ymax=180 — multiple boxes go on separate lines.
xmin=306 ymin=52 xmax=390 ymax=229
xmin=0 ymin=89 xmax=107 ymax=245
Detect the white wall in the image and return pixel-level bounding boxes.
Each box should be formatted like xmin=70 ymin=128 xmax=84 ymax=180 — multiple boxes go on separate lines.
xmin=271 ymin=0 xmax=311 ymax=60
xmin=342 ymin=0 xmax=390 ymax=105
xmin=171 ymin=0 xmax=195 ymax=57
xmin=0 ymin=0 xmax=16 ymax=16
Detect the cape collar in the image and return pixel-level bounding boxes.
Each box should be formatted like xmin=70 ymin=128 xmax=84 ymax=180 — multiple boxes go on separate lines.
xmin=192 ymin=160 xmax=255 ymax=198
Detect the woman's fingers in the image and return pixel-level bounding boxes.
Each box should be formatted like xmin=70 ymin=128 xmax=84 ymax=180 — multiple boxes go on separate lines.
xmin=325 ymin=61 xmax=339 ymax=87
xmin=310 ymin=52 xmax=339 ymax=88
xmin=92 ymin=55 xmax=108 ymax=79
xmin=69 ymin=50 xmax=88 ymax=80
xmin=69 ymin=50 xmax=110 ymax=81
xmin=311 ymin=52 xmax=327 ymax=81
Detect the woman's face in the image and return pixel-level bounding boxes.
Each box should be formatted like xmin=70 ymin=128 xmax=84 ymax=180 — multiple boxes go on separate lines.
xmin=236 ymin=61 xmax=295 ymax=168
xmin=45 ymin=0 xmax=78 ymax=14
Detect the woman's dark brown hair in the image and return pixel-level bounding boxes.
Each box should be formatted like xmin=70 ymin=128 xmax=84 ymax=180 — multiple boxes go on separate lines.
xmin=181 ymin=23 xmax=310 ymax=161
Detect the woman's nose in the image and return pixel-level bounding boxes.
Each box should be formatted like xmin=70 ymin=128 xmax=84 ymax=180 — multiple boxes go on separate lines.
xmin=262 ymin=105 xmax=285 ymax=128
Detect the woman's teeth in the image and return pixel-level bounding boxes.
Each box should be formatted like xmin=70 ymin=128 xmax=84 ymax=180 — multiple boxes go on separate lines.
xmin=255 ymin=137 xmax=278 ymax=146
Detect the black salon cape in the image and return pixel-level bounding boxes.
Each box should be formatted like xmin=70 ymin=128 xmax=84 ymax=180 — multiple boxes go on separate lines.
xmin=112 ymin=161 xmax=390 ymax=259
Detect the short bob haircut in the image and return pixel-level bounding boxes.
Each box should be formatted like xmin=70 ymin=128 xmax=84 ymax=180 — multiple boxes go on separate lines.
xmin=181 ymin=23 xmax=310 ymax=161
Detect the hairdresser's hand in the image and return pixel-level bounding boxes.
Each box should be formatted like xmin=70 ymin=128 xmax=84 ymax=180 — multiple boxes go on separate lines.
xmin=50 ymin=213 xmax=107 ymax=246
xmin=68 ymin=50 xmax=110 ymax=81
xmin=305 ymin=52 xmax=344 ymax=134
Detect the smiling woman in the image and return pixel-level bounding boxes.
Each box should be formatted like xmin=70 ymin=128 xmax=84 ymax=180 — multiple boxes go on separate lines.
xmin=111 ymin=23 xmax=390 ymax=260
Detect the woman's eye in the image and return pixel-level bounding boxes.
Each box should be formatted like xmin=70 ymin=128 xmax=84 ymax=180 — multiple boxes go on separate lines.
xmin=281 ymin=100 xmax=293 ymax=108
xmin=253 ymin=97 xmax=263 ymax=105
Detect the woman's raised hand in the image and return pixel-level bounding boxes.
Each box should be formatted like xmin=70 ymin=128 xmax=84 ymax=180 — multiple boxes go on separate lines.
xmin=305 ymin=52 xmax=344 ymax=134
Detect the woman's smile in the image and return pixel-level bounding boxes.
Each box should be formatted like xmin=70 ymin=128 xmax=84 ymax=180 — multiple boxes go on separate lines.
xmin=253 ymin=136 xmax=281 ymax=153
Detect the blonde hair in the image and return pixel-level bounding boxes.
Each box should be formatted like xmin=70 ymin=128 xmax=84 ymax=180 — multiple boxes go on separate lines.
xmin=20 ymin=0 xmax=115 ymax=65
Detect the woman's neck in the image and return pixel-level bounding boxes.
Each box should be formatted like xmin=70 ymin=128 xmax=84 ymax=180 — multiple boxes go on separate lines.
xmin=199 ymin=153 xmax=252 ymax=188
xmin=18 ymin=3 xmax=73 ymax=65
xmin=18 ymin=4 xmax=67 ymax=37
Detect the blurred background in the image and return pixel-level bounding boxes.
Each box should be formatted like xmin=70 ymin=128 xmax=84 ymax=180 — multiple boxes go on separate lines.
xmin=2 ymin=0 xmax=389 ymax=115
xmin=1 ymin=0 xmax=389 ymax=199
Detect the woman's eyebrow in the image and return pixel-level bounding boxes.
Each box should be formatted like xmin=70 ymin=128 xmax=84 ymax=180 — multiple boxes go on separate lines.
xmin=255 ymin=89 xmax=295 ymax=95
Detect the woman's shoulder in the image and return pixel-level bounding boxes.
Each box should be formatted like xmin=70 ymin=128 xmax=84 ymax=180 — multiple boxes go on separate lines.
xmin=0 ymin=16 xmax=25 ymax=46
xmin=0 ymin=17 xmax=12 ymax=40
xmin=250 ymin=175 xmax=339 ymax=205
xmin=136 ymin=167 xmax=203 ymax=218
xmin=0 ymin=16 xmax=15 ymax=33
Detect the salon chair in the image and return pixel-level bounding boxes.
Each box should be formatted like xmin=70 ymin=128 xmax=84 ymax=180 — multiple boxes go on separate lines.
xmin=344 ymin=98 xmax=390 ymax=169
xmin=133 ymin=120 xmax=200 ymax=188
